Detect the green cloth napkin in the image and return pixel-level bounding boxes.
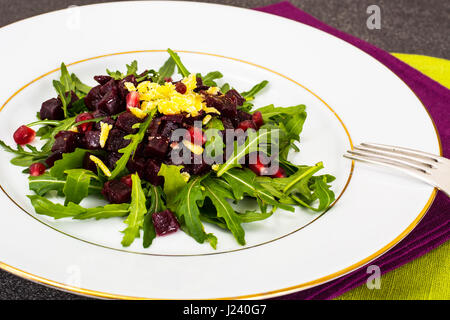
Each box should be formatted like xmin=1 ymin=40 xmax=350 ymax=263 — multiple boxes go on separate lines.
xmin=337 ymin=53 xmax=450 ymax=300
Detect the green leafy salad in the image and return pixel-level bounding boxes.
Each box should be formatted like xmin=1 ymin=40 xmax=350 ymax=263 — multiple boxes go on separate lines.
xmin=0 ymin=49 xmax=335 ymax=249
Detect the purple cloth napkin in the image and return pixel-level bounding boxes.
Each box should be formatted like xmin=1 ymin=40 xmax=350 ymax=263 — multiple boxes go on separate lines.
xmin=254 ymin=1 xmax=450 ymax=300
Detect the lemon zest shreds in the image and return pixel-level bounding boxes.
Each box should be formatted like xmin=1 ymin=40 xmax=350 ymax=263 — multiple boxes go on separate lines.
xmin=128 ymin=106 xmax=147 ymax=119
xmin=99 ymin=121 xmax=113 ymax=148
xmin=89 ymin=155 xmax=112 ymax=177
xmin=124 ymin=82 xmax=137 ymax=92
xmin=183 ymin=140 xmax=204 ymax=155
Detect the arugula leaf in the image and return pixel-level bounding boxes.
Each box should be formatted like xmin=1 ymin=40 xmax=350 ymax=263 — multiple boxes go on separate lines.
xmin=202 ymin=177 xmax=245 ymax=245
xmin=126 ymin=60 xmax=138 ymax=76
xmin=0 ymin=140 xmax=49 ymax=167
xmin=167 ymin=48 xmax=190 ymax=77
xmin=153 ymin=56 xmax=176 ymax=84
xmin=204 ymin=128 xmax=224 ymax=162
xmin=29 ymin=173 xmax=102 ymax=197
xmin=71 ymin=74 xmax=91 ymax=98
xmin=76 ymin=203 xmax=130 ymax=220
xmin=107 ymin=60 xmax=140 ymax=80
xmin=121 ymin=174 xmax=147 ymax=247
xmin=63 ymin=169 xmax=98 ymax=205
xmin=27 ymin=195 xmax=86 ymax=219
xmin=143 ymin=185 xmax=166 ymax=248
xmin=216 ymin=129 xmax=272 ymax=177
xmin=157 ymin=164 xmax=186 ymax=210
xmin=109 ymin=110 xmax=156 ymax=180
xmin=50 ymin=148 xmax=88 ymax=179
xmin=201 ymin=71 xmax=223 ymax=87
xmin=241 ymin=80 xmax=268 ymax=100
xmin=220 ymin=83 xmax=231 ymax=93
xmin=221 ymin=168 xmax=294 ymax=212
xmin=174 ymin=176 xmax=215 ymax=246
xmin=237 ymin=209 xmax=274 ymax=223
xmin=28 ymin=195 xmax=129 ymax=220
xmin=257 ymin=104 xmax=307 ymax=160
xmin=205 ymin=117 xmax=224 ymax=130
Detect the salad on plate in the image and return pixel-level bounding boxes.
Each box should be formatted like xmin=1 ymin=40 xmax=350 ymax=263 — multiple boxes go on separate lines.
xmin=0 ymin=49 xmax=335 ymax=249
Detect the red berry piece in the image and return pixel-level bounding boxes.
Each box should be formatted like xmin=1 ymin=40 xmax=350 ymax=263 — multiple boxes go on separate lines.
xmin=175 ymin=82 xmax=187 ymax=94
xmin=185 ymin=126 xmax=206 ymax=145
xmin=126 ymin=91 xmax=140 ymax=110
xmin=13 ymin=125 xmax=36 ymax=145
xmin=272 ymin=167 xmax=286 ymax=178
xmin=29 ymin=163 xmax=46 ymax=176
xmin=237 ymin=120 xmax=257 ymax=132
xmin=120 ymin=174 xmax=133 ymax=188
xmin=248 ymin=156 xmax=270 ymax=176
xmin=252 ymin=111 xmax=264 ymax=129
xmin=75 ymin=112 xmax=94 ymax=132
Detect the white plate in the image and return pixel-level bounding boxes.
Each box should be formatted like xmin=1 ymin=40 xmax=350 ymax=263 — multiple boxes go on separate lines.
xmin=0 ymin=1 xmax=440 ymax=299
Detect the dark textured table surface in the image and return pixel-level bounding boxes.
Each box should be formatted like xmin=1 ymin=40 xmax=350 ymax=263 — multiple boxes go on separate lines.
xmin=0 ymin=0 xmax=448 ymax=300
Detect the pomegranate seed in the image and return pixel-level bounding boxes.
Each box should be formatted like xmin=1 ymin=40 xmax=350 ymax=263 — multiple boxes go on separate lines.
xmin=175 ymin=82 xmax=187 ymax=94
xmin=237 ymin=120 xmax=257 ymax=132
xmin=248 ymin=156 xmax=270 ymax=176
xmin=164 ymin=77 xmax=173 ymax=83
xmin=120 ymin=174 xmax=133 ymax=188
xmin=126 ymin=91 xmax=140 ymax=110
xmin=272 ymin=167 xmax=286 ymax=178
xmin=252 ymin=111 xmax=264 ymax=129
xmin=13 ymin=125 xmax=36 ymax=145
xmin=185 ymin=126 xmax=206 ymax=145
xmin=75 ymin=112 xmax=94 ymax=132
xmin=29 ymin=163 xmax=46 ymax=176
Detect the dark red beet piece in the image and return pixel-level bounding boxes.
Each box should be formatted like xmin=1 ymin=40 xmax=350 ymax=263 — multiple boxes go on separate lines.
xmin=94 ymin=75 xmax=113 ymax=85
xmin=81 ymin=131 xmax=101 ymax=150
xmin=120 ymin=174 xmax=133 ymax=188
xmin=40 ymin=98 xmax=64 ymax=120
xmin=118 ymin=75 xmax=138 ymax=100
xmin=51 ymin=131 xmax=80 ymax=154
xmin=237 ymin=110 xmax=253 ymax=122
xmin=204 ymin=95 xmax=237 ymax=118
xmin=237 ymin=120 xmax=257 ymax=132
xmin=105 ymin=129 xmax=130 ymax=152
xmin=84 ymin=85 xmax=103 ymax=110
xmin=29 ymin=163 xmax=46 ymax=176
xmin=175 ymin=82 xmax=187 ymax=94
xmin=252 ymin=111 xmax=263 ymax=129
xmin=45 ymin=152 xmax=63 ymax=167
xmin=13 ymin=125 xmax=36 ymax=145
xmin=75 ymin=112 xmax=94 ymax=132
xmin=144 ymin=159 xmax=163 ymax=186
xmin=115 ymin=112 xmax=143 ymax=134
xmin=97 ymin=87 xmax=124 ymax=115
xmin=225 ymin=89 xmax=245 ymax=106
xmin=101 ymin=180 xmax=132 ymax=204
xmin=105 ymin=152 xmax=122 ymax=170
xmin=144 ymin=136 xmax=169 ymax=159
xmin=126 ymin=156 xmax=147 ymax=177
xmin=82 ymin=152 xmax=98 ymax=172
xmin=152 ymin=210 xmax=179 ymax=236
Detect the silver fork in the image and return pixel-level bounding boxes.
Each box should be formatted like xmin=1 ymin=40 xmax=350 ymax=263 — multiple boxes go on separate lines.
xmin=344 ymin=142 xmax=450 ymax=196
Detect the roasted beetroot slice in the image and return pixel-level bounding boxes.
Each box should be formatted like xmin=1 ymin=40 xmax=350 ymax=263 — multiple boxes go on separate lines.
xmin=83 ymin=152 xmax=98 ymax=172
xmin=40 ymin=98 xmax=64 ymax=120
xmin=144 ymin=136 xmax=169 ymax=159
xmin=84 ymin=85 xmax=103 ymax=110
xmin=146 ymin=117 xmax=163 ymax=137
xmin=45 ymin=152 xmax=63 ymax=167
xmin=118 ymin=75 xmax=137 ymax=100
xmin=144 ymin=159 xmax=163 ymax=186
xmin=152 ymin=210 xmax=179 ymax=236
xmin=51 ymin=131 xmax=81 ymax=153
xmin=105 ymin=152 xmax=122 ymax=170
xmin=97 ymin=87 xmax=125 ymax=115
xmin=225 ymin=89 xmax=245 ymax=106
xmin=126 ymin=156 xmax=147 ymax=178
xmin=102 ymin=180 xmax=131 ymax=204
xmin=105 ymin=129 xmax=130 ymax=152
xmin=81 ymin=131 xmax=101 ymax=150
xmin=115 ymin=112 xmax=143 ymax=134
xmin=94 ymin=75 xmax=113 ymax=85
